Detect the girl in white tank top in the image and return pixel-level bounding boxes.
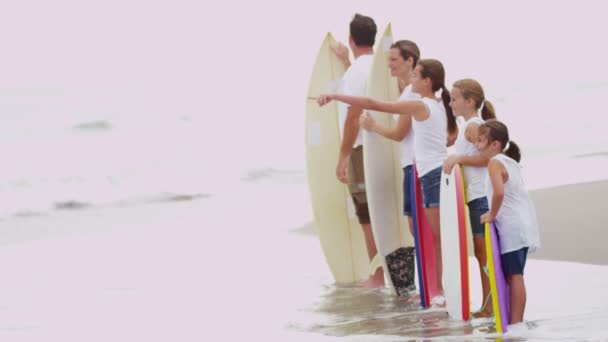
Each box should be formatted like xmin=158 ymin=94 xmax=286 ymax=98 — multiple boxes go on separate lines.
xmin=443 ymin=79 xmax=497 ymax=317
xmin=477 ymin=119 xmax=541 ymax=326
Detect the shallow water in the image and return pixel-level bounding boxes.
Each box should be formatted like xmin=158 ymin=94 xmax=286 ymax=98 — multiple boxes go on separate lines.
xmin=0 ymin=180 xmax=607 ymax=341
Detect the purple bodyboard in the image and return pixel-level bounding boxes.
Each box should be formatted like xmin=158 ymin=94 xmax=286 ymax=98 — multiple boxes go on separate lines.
xmin=488 ymin=222 xmax=510 ymax=332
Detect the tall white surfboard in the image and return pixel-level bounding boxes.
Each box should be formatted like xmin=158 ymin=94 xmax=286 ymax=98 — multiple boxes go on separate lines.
xmin=305 ymin=33 xmax=370 ymax=284
xmin=363 ymin=24 xmax=416 ymax=296
xmin=440 ymin=165 xmax=471 ymax=320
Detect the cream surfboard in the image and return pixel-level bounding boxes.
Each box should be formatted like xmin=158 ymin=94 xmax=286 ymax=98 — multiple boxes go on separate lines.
xmin=363 ymin=24 xmax=416 ymax=296
xmin=305 ymin=33 xmax=370 ymax=284
xmin=439 ymin=165 xmax=471 ymax=320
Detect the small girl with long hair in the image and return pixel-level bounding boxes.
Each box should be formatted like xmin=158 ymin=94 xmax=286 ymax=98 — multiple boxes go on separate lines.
xmin=478 ymin=119 xmax=541 ymax=326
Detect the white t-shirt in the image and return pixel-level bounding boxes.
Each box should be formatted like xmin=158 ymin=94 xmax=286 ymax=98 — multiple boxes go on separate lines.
xmin=454 ymin=116 xmax=487 ymax=201
xmin=394 ymin=85 xmax=420 ymax=167
xmin=486 ymin=154 xmax=541 ymax=254
xmin=338 ymin=54 xmax=373 ymax=148
xmin=412 ymin=98 xmax=448 ymax=176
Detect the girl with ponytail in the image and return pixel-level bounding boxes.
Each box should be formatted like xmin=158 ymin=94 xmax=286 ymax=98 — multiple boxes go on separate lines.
xmin=318 ymin=58 xmax=456 ymax=302
xmin=443 ymin=78 xmax=496 ymax=317
xmin=478 ymin=119 xmax=541 ymax=327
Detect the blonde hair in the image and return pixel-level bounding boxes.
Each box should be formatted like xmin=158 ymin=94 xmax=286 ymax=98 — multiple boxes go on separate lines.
xmin=453 ymin=78 xmax=496 ymax=120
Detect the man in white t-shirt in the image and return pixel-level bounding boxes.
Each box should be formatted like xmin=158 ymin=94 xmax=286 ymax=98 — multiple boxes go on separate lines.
xmin=332 ymin=14 xmax=383 ymax=287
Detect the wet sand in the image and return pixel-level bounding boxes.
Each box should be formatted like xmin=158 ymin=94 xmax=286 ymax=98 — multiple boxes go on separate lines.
xmin=529 ymin=180 xmax=608 ymax=265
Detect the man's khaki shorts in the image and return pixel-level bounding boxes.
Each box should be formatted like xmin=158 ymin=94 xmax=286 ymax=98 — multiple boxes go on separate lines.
xmin=347 ymin=146 xmax=370 ymax=225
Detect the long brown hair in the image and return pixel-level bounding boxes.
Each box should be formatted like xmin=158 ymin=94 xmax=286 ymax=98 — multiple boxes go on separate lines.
xmin=453 ymin=78 xmax=496 ymax=120
xmin=478 ymin=119 xmax=521 ymax=162
xmin=391 ymin=40 xmax=420 ymax=67
xmin=418 ymin=59 xmax=457 ymax=136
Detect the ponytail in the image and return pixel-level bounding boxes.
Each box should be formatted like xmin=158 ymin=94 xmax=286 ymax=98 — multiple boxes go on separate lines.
xmin=441 ymin=85 xmax=457 ymax=135
xmin=418 ymin=59 xmax=457 ymax=136
xmin=480 ymin=100 xmax=496 ymax=120
xmin=504 ymin=140 xmax=521 ymax=163
xmin=453 ymin=79 xmax=496 ymax=121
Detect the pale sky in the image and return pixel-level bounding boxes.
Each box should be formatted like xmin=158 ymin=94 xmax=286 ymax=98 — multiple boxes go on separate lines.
xmin=1 ymin=0 xmax=606 ymax=169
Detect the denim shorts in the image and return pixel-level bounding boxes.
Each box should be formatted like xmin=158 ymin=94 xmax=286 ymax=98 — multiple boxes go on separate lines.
xmin=501 ymin=247 xmax=529 ymax=276
xmin=419 ymin=166 xmax=441 ymax=208
xmin=402 ymin=165 xmax=414 ymax=216
xmin=468 ymin=197 xmax=489 ymax=237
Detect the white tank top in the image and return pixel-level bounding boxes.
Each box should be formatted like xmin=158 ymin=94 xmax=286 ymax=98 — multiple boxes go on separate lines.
xmin=454 ymin=116 xmax=487 ymax=201
xmin=412 ymin=97 xmax=448 ymax=176
xmin=486 ymin=154 xmax=541 ymax=254
xmin=394 ymin=85 xmax=420 ymax=167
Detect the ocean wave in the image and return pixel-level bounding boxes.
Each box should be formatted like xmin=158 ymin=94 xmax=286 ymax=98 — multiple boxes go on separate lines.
xmin=13 ymin=210 xmax=48 ymax=218
xmin=54 ymin=201 xmax=92 ymax=210
xmin=148 ymin=192 xmax=211 ymax=203
xmin=73 ymin=120 xmax=113 ymax=131
xmin=573 ymin=151 xmax=608 ymax=159
xmin=0 ymin=191 xmax=212 ymax=221
xmin=242 ymin=168 xmax=306 ymax=183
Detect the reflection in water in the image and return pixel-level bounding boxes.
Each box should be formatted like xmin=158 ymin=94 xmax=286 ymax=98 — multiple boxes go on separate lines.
xmin=289 ymin=283 xmax=499 ymax=340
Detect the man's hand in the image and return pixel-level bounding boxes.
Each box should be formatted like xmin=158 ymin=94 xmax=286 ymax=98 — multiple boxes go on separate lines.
xmin=336 ymin=156 xmax=349 ymax=184
xmin=331 ymin=42 xmax=350 ymax=68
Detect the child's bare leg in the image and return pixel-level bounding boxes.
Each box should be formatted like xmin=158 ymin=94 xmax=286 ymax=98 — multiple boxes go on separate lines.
xmin=507 ymin=274 xmax=526 ymax=324
xmin=472 ymin=236 xmax=492 ymax=317
xmin=425 ymin=207 xmax=443 ymax=294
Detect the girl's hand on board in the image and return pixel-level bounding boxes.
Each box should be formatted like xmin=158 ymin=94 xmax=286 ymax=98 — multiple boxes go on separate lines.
xmin=480 ymin=211 xmax=495 ymax=224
